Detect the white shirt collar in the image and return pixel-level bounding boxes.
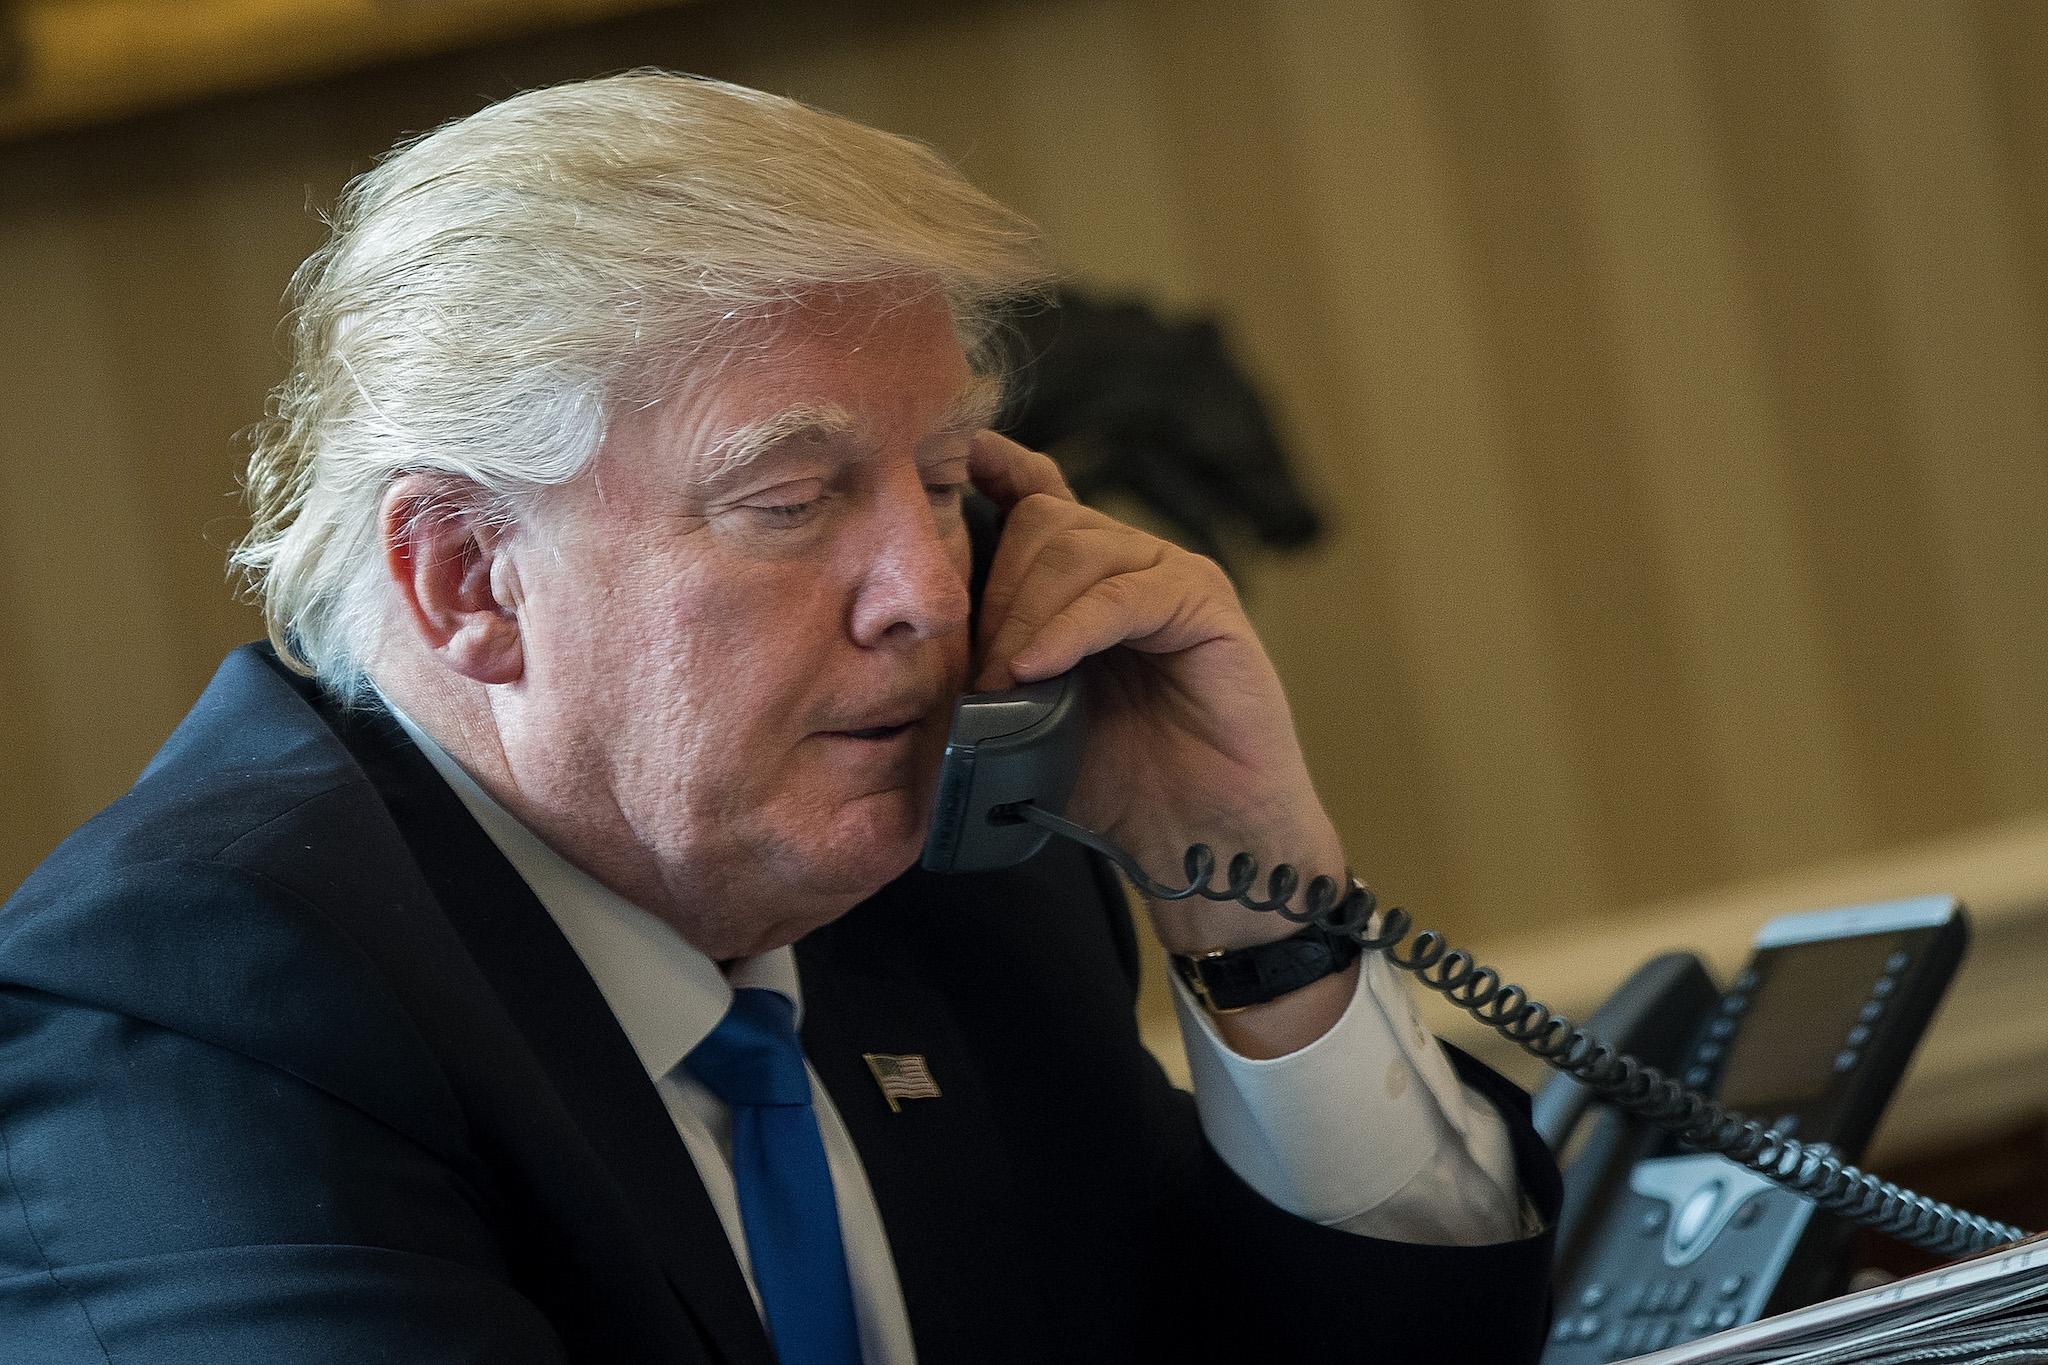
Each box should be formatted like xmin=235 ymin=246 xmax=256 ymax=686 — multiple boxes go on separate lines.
xmin=378 ymin=696 xmax=800 ymax=1083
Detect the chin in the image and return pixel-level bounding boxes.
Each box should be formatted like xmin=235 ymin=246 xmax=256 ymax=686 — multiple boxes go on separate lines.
xmin=808 ymin=793 xmax=930 ymax=895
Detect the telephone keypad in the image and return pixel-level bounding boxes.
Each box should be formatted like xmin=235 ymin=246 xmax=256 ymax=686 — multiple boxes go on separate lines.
xmin=1592 ymin=1275 xmax=1707 ymax=1360
xmin=1558 ymin=1180 xmax=1804 ymax=1360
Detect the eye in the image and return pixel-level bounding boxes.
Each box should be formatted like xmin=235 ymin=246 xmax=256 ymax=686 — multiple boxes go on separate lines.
xmin=747 ymin=496 xmax=825 ymax=528
xmin=922 ymin=457 xmax=970 ymax=510
xmin=737 ymin=480 xmax=829 ymax=528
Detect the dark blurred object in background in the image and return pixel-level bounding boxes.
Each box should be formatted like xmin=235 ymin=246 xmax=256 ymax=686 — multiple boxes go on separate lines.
xmin=1000 ymin=290 xmax=1326 ymax=578
xmin=0 ymin=3 xmax=26 ymax=94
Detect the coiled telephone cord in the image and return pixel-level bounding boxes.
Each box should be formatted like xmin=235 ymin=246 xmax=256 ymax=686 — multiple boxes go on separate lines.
xmin=1014 ymin=804 xmax=2029 ymax=1259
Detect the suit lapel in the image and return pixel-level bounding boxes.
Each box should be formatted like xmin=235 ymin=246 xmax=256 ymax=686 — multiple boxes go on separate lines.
xmin=294 ymin=656 xmax=1053 ymax=1364
xmin=797 ymin=912 xmax=1054 ymax=1365
xmin=330 ymin=698 xmax=776 ymax=1365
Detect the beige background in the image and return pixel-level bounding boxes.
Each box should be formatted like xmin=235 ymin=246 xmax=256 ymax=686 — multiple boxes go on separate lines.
xmin=3 ymin=0 xmax=2045 ymax=998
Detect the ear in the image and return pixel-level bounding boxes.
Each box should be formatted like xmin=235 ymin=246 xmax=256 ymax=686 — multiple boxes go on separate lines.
xmin=379 ymin=474 xmax=525 ymax=686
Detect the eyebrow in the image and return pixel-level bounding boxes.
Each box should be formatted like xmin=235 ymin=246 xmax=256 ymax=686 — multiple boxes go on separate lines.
xmin=700 ymin=403 xmax=859 ymax=484
xmin=937 ymin=372 xmax=1006 ymax=440
xmin=698 ymin=372 xmax=1007 ymax=486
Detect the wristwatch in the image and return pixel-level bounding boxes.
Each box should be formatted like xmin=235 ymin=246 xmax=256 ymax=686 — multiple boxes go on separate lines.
xmin=1171 ymin=922 xmax=1362 ymax=1015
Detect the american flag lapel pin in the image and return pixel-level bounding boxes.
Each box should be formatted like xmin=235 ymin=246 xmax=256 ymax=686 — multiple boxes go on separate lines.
xmin=863 ymin=1053 xmax=941 ymax=1113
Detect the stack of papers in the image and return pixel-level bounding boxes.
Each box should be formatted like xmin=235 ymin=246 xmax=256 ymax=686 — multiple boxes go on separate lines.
xmin=1631 ymin=1234 xmax=2048 ymax=1363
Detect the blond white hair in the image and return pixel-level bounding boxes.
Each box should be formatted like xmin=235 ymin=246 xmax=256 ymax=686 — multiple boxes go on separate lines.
xmin=235 ymin=71 xmax=1050 ymax=701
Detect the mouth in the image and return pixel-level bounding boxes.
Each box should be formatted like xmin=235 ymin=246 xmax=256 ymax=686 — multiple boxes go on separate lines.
xmin=820 ymin=702 xmax=936 ymax=742
xmin=832 ymin=721 xmax=918 ymax=741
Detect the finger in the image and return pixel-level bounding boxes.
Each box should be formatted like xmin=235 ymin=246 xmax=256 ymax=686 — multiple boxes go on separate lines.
xmin=1005 ymin=559 xmax=1233 ymax=683
xmin=967 ymin=429 xmax=1077 ymax=511
xmin=973 ymin=495 xmax=1123 ymax=661
xmin=974 ymin=526 xmax=1165 ymax=688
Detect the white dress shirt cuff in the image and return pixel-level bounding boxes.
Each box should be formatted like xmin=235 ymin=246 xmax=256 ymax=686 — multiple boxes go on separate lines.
xmin=1173 ymin=950 xmax=1530 ymax=1245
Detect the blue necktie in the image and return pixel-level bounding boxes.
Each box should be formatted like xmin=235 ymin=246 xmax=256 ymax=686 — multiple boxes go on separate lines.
xmin=685 ymin=987 xmax=862 ymax=1365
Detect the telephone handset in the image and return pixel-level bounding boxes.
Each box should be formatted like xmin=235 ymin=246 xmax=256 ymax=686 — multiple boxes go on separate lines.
xmin=919 ymin=672 xmax=1086 ymax=875
xmin=919 ymin=674 xmax=2024 ymax=1341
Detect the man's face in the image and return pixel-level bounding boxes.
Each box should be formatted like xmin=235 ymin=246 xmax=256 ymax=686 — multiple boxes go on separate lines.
xmin=500 ymin=286 xmax=991 ymax=954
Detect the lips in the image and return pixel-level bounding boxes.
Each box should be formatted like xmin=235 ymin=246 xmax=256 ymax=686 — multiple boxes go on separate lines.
xmin=820 ymin=697 xmax=938 ymax=741
xmin=838 ymin=721 xmax=916 ymax=741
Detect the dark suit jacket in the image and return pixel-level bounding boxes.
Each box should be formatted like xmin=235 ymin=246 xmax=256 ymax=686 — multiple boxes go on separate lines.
xmin=0 ymin=646 xmax=1558 ymax=1362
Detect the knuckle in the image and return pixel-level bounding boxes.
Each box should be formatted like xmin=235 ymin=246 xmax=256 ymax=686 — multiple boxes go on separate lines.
xmin=1012 ymin=491 xmax=1070 ymax=526
xmin=1183 ymin=548 xmax=1234 ymax=597
xmin=1090 ymin=572 xmax=1139 ymax=608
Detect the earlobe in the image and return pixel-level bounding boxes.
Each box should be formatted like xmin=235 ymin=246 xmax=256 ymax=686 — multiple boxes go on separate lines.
xmin=380 ymin=476 xmax=525 ymax=686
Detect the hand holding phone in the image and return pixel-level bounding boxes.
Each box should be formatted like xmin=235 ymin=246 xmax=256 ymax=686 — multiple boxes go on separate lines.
xmin=963 ymin=431 xmax=1347 ymax=959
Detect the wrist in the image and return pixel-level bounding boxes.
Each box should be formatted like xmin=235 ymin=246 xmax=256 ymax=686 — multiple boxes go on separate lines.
xmin=1202 ymin=959 xmax=1360 ymax=1061
xmin=1172 ymin=910 xmax=1362 ymax=1008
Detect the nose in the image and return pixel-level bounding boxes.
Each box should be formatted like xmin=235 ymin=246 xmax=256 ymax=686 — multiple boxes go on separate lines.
xmin=848 ymin=479 xmax=972 ymax=649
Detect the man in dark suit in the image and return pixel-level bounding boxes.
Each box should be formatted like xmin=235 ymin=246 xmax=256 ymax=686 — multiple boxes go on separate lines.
xmin=1 ymin=73 xmax=1556 ymax=1362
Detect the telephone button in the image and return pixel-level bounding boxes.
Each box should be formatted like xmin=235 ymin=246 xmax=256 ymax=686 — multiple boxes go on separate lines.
xmin=1687 ymin=1306 xmax=1714 ymax=1334
xmin=1667 ymin=1278 xmax=1698 ymax=1312
xmin=1644 ymin=1321 xmax=1675 ymax=1351
xmin=1833 ymin=1049 xmax=1859 ymax=1073
xmin=1711 ymin=1305 xmax=1740 ymax=1331
xmin=1685 ymin=1065 xmax=1712 ymax=1087
xmin=1672 ymin=1181 xmax=1724 ymax=1252
xmin=1731 ymin=1196 xmax=1765 ymax=1229
xmin=1577 ymin=1282 xmax=1609 ymax=1311
xmin=1708 ymin=1016 xmax=1737 ymax=1039
xmin=1885 ymin=950 xmax=1910 ymax=973
xmin=1846 ymin=1024 xmax=1872 ymax=1047
xmin=1638 ymin=1203 xmax=1668 ymax=1237
xmin=1859 ymin=999 xmax=1884 ymax=1022
xmin=1634 ymin=1156 xmax=1783 ymax=1267
xmin=1716 ymin=1273 xmax=1748 ymax=1301
xmin=1734 ymin=969 xmax=1758 ymax=992
xmin=1871 ymin=975 xmax=1896 ymax=999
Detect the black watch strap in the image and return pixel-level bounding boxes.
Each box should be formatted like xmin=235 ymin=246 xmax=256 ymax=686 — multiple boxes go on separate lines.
xmin=1171 ymin=922 xmax=1363 ymax=1014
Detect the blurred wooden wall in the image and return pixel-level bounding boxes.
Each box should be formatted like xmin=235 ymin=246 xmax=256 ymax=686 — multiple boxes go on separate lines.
xmin=3 ymin=0 xmax=2045 ymax=951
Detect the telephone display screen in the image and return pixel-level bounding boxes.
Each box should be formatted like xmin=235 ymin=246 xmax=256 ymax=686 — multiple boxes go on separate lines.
xmin=1709 ymin=930 xmax=1913 ymax=1140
